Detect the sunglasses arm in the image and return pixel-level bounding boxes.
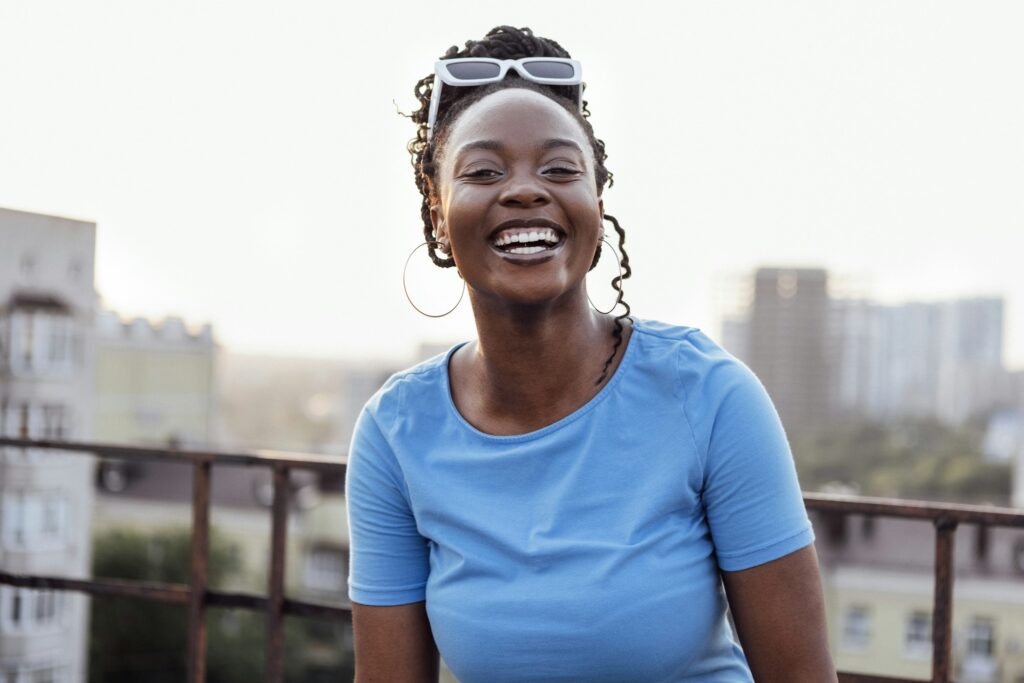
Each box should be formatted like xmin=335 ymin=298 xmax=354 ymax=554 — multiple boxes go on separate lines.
xmin=426 ymin=80 xmax=444 ymax=143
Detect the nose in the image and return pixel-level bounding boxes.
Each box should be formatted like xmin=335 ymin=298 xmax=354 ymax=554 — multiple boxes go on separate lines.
xmin=498 ymin=170 xmax=550 ymax=207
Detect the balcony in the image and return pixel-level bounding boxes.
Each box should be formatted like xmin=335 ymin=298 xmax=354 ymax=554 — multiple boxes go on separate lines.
xmin=1 ymin=437 xmax=1023 ymax=683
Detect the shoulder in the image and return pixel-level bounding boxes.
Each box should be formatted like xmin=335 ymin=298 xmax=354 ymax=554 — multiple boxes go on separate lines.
xmin=361 ymin=342 xmax=466 ymax=436
xmin=631 ymin=318 xmax=752 ymax=393
xmin=631 ymin=318 xmax=772 ymax=446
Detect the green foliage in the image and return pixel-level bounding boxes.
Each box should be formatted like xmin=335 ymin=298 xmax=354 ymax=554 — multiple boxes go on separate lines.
xmin=791 ymin=418 xmax=1012 ymax=504
xmin=89 ymin=526 xmax=354 ymax=683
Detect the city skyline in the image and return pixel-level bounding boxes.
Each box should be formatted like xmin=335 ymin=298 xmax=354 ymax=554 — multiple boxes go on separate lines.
xmin=1 ymin=1 xmax=1022 ymax=366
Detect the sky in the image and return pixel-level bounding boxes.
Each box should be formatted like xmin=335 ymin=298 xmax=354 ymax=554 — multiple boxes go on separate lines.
xmin=1 ymin=1 xmax=1022 ymax=366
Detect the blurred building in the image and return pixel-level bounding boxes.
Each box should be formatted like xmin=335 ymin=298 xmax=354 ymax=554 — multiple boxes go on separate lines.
xmin=744 ymin=267 xmax=831 ymax=435
xmin=91 ymin=309 xmax=224 ymax=572
xmin=814 ymin=512 xmax=1024 ymax=682
xmin=983 ymin=410 xmax=1024 ymax=509
xmin=93 ymin=310 xmax=217 ymax=449
xmin=723 ymin=266 xmax=1012 ymax=431
xmin=0 ymin=207 xmax=97 ymax=683
xmin=832 ymin=297 xmax=1007 ymax=424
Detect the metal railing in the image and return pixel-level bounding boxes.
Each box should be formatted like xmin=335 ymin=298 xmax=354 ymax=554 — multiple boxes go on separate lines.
xmin=803 ymin=492 xmax=1024 ymax=683
xmin=0 ymin=437 xmax=349 ymax=683
xmin=2 ymin=437 xmax=1023 ymax=683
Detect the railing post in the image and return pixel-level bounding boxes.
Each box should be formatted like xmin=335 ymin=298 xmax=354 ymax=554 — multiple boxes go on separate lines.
xmin=931 ymin=516 xmax=957 ymax=683
xmin=188 ymin=458 xmax=212 ymax=683
xmin=266 ymin=463 xmax=290 ymax=682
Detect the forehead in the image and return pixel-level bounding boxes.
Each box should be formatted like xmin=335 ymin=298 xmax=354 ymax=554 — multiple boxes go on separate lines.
xmin=443 ymin=88 xmax=592 ymax=164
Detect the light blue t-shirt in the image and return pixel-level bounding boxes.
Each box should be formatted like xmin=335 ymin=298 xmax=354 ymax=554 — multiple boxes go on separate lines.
xmin=346 ymin=319 xmax=815 ymax=682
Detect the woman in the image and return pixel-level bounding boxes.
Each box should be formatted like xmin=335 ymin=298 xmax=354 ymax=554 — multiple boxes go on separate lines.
xmin=347 ymin=26 xmax=837 ymax=682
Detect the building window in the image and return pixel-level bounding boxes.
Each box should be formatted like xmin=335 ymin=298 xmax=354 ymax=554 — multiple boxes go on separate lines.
xmin=19 ymin=253 xmax=35 ymax=278
xmin=41 ymin=405 xmax=70 ymax=440
xmin=0 ymin=588 xmax=65 ymax=633
xmin=1 ymin=493 xmax=26 ymax=546
xmin=11 ymin=312 xmax=34 ymax=371
xmin=904 ymin=610 xmax=932 ymax=658
xmin=0 ymin=666 xmax=64 ymax=683
xmin=841 ymin=605 xmax=871 ymax=650
xmin=11 ymin=590 xmax=23 ymax=626
xmin=0 ymin=400 xmax=13 ymax=437
xmin=967 ymin=617 xmax=995 ymax=657
xmin=303 ymin=546 xmax=347 ymax=593
xmin=0 ymin=315 xmax=8 ymax=369
xmin=46 ymin=317 xmax=73 ymax=370
xmin=0 ymin=492 xmax=68 ymax=550
xmin=7 ymin=312 xmax=74 ymax=376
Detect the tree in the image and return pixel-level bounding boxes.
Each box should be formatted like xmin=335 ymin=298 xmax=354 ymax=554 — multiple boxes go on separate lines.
xmin=790 ymin=418 xmax=1012 ymax=504
xmin=90 ymin=526 xmax=353 ymax=682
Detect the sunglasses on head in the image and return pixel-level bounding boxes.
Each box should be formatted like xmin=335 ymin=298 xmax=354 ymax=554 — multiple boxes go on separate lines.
xmin=427 ymin=57 xmax=583 ymax=142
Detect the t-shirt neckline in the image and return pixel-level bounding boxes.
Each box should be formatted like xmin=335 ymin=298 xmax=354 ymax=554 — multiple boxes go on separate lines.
xmin=442 ymin=318 xmax=641 ymax=443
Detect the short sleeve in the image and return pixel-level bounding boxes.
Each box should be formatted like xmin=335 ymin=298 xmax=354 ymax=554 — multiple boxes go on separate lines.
xmin=683 ymin=337 xmax=815 ymax=572
xmin=345 ymin=406 xmax=430 ymax=605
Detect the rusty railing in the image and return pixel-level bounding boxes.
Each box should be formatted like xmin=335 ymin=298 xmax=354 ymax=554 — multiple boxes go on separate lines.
xmin=803 ymin=492 xmax=1024 ymax=683
xmin=0 ymin=437 xmax=349 ymax=683
xmin=1 ymin=437 xmax=1023 ymax=683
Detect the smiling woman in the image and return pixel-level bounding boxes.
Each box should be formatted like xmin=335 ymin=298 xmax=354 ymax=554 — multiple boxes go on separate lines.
xmin=345 ymin=25 xmax=838 ymax=683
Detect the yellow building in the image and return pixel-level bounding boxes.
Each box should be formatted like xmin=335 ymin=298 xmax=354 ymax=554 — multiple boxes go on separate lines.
xmin=93 ymin=310 xmax=216 ymax=450
xmin=814 ymin=513 xmax=1024 ymax=683
xmin=91 ymin=313 xmax=350 ymax=602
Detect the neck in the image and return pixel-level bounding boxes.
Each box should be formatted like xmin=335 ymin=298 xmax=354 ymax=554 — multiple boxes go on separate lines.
xmin=461 ymin=289 xmax=618 ymax=424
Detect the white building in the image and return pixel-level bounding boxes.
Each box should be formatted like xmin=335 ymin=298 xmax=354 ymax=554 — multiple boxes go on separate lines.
xmin=0 ymin=207 xmax=97 ymax=683
xmin=832 ymin=297 xmax=1007 ymax=424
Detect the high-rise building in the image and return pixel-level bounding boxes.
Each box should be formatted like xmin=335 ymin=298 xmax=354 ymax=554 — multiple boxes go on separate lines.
xmin=832 ymin=297 xmax=1006 ymax=424
xmin=0 ymin=207 xmax=97 ymax=683
xmin=745 ymin=267 xmax=831 ymax=435
xmin=723 ymin=266 xmax=1009 ymax=429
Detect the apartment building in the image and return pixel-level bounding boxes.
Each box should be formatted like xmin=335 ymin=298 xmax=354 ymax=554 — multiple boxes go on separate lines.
xmin=814 ymin=512 xmax=1024 ymax=682
xmin=0 ymin=207 xmax=97 ymax=683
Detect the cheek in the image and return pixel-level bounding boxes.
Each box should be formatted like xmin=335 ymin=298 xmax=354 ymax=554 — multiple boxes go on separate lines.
xmin=442 ymin=190 xmax=489 ymax=237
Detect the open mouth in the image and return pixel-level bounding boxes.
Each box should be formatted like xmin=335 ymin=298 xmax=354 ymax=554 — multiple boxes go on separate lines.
xmin=490 ymin=227 xmax=565 ymax=255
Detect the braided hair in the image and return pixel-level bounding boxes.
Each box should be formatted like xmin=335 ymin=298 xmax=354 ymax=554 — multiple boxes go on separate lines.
xmin=408 ymin=26 xmax=632 ymax=384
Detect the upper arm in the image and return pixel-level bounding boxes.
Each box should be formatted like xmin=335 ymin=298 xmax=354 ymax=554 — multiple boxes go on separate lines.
xmin=683 ymin=338 xmax=833 ymax=677
xmin=695 ymin=354 xmax=815 ymax=569
xmin=346 ymin=408 xmax=436 ymax=679
xmin=352 ymin=601 xmax=439 ymax=683
xmin=721 ymin=545 xmax=837 ymax=682
xmin=346 ymin=408 xmax=429 ymax=605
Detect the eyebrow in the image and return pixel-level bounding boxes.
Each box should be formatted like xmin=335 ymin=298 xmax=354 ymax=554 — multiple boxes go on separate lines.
xmin=453 ymin=137 xmax=585 ymax=158
xmin=541 ymin=138 xmax=584 ymax=153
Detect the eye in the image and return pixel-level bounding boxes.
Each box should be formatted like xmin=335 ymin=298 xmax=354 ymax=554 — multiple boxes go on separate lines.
xmin=461 ymin=168 xmax=502 ymax=179
xmin=543 ymin=165 xmax=582 ymax=177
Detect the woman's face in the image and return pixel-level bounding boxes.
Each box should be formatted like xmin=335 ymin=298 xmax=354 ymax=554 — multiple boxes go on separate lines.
xmin=430 ymin=88 xmax=604 ymax=309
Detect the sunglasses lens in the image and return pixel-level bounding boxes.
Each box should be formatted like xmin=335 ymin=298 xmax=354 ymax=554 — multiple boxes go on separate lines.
xmin=521 ymin=61 xmax=576 ymax=79
xmin=445 ymin=62 xmax=502 ymax=80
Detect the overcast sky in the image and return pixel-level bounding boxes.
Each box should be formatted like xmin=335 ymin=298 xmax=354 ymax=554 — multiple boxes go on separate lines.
xmin=2 ymin=1 xmax=1022 ymax=366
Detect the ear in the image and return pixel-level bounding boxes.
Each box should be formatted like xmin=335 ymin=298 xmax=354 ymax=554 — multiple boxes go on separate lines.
xmin=429 ymin=203 xmax=451 ymax=254
xmin=598 ymin=198 xmax=605 ymax=241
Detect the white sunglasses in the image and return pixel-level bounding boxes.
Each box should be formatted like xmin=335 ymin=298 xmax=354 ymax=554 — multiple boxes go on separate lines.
xmin=427 ymin=57 xmax=583 ymax=142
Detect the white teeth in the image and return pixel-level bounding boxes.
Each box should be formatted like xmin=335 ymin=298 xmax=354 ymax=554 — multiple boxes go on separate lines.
xmin=493 ymin=227 xmax=561 ymax=247
xmin=509 ymin=245 xmax=545 ymax=254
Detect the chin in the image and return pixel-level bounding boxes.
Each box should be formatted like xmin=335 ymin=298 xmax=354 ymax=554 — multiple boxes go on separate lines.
xmin=486 ymin=281 xmax=583 ymax=310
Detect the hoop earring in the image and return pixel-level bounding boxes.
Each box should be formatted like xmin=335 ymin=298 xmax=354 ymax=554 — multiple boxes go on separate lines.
xmin=403 ymin=240 xmax=466 ymax=318
xmin=587 ymin=237 xmax=625 ymax=315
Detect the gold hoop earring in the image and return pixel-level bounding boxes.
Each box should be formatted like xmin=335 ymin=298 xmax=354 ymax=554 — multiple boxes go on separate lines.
xmin=587 ymin=237 xmax=624 ymax=315
xmin=403 ymin=240 xmax=466 ymax=318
